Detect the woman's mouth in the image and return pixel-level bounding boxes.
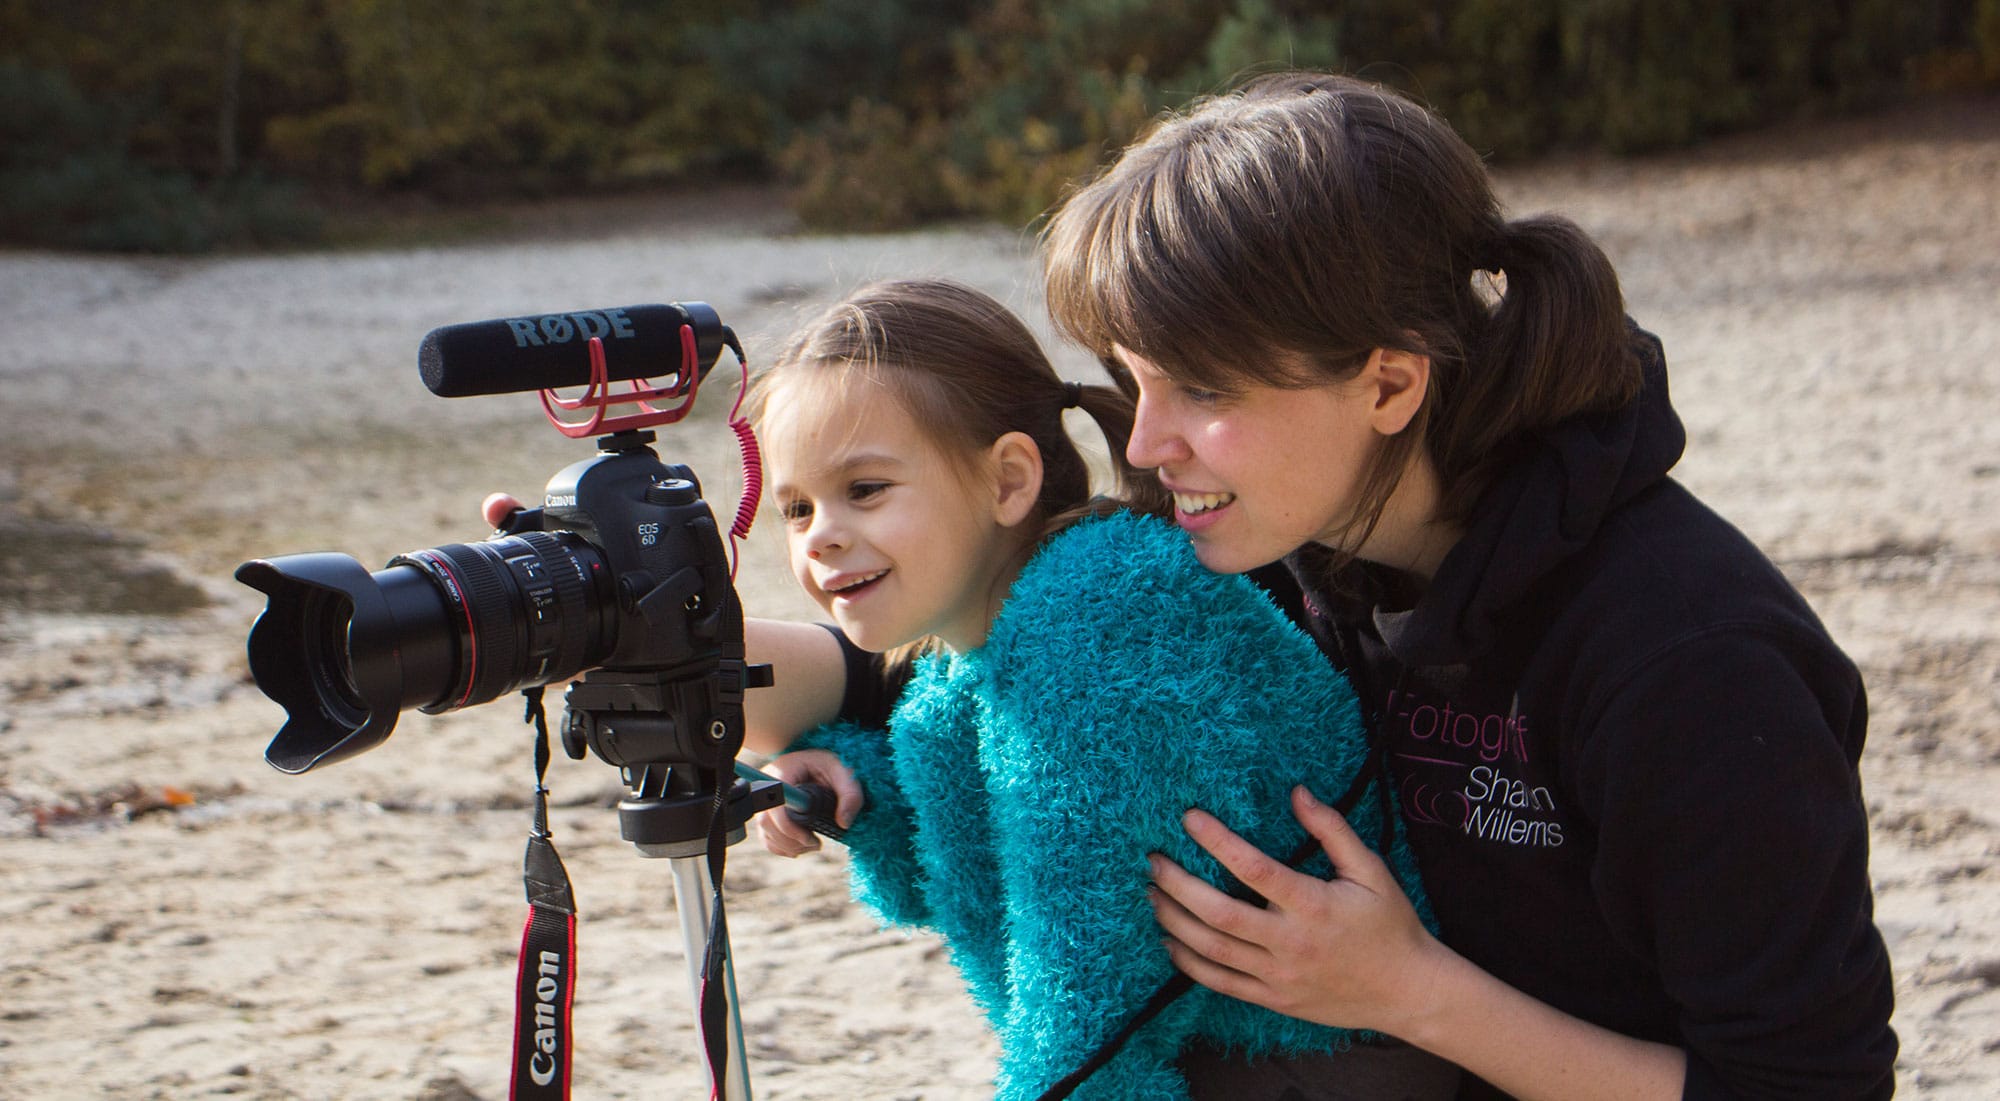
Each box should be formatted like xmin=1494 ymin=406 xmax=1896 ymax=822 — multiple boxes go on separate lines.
xmin=1173 ymin=490 xmax=1235 ymax=516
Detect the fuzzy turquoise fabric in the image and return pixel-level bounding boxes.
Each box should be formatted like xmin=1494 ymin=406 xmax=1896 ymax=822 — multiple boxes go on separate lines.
xmin=799 ymin=510 xmax=1433 ymax=1100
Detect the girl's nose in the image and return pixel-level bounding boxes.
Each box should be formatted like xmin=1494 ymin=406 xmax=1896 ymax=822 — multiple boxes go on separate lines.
xmin=803 ymin=514 xmax=843 ymax=561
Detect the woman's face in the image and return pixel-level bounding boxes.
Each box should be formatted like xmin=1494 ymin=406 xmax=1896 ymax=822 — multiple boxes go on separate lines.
xmin=1116 ymin=347 xmax=1394 ymax=575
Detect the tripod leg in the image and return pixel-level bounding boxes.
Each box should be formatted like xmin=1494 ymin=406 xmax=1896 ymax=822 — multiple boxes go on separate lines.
xmin=670 ymin=854 xmax=752 ymax=1101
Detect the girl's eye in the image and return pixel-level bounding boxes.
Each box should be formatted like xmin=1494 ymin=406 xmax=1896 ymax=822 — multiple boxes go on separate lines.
xmin=849 ymin=481 xmax=890 ymax=502
xmin=1181 ymin=385 xmax=1226 ymax=405
xmin=778 ymin=499 xmax=811 ymax=523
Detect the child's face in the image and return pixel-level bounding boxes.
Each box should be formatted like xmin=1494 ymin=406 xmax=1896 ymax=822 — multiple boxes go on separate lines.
xmin=763 ymin=379 xmax=1020 ymax=653
xmin=1117 ymin=346 xmax=1386 ymax=574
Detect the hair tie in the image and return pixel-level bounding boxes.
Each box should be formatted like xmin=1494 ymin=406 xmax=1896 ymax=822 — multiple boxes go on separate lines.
xmin=1476 ymin=227 xmax=1511 ymax=273
xmin=1062 ymin=380 xmax=1084 ymax=409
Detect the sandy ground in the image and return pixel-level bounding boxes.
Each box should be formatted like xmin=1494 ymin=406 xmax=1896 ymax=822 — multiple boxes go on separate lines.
xmin=1 ymin=93 xmax=1996 ymax=1099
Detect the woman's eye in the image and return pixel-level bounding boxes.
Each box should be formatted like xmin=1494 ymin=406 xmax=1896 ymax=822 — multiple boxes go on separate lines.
xmin=1181 ymin=385 xmax=1225 ymax=405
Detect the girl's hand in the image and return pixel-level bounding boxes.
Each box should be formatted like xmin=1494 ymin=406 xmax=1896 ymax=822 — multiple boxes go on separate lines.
xmin=754 ymin=749 xmax=863 ymax=857
xmin=1148 ymin=785 xmax=1451 ymax=1039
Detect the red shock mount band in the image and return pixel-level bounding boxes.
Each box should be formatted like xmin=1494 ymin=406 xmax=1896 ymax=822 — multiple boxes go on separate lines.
xmin=538 ymin=325 xmax=704 ymax=437
xmin=536 ymin=324 xmax=762 ymax=575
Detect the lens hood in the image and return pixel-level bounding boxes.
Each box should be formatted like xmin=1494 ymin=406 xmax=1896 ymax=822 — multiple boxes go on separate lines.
xmin=236 ymin=553 xmax=413 ymax=773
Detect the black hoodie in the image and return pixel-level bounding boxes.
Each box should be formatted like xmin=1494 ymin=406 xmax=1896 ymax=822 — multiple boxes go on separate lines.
xmin=1260 ymin=325 xmax=1898 ymax=1099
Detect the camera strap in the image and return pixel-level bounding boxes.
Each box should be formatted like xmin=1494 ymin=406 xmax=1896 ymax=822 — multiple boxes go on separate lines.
xmin=512 ymin=687 xmax=578 ymax=1101
xmin=695 ymin=753 xmax=736 ymax=1097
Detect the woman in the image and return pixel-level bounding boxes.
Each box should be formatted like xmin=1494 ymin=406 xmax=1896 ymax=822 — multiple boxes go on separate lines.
xmin=1025 ymin=71 xmax=1898 ymax=1099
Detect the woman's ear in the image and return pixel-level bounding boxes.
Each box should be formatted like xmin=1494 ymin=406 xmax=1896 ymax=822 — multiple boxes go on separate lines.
xmin=988 ymin=431 xmax=1044 ymax=527
xmin=1364 ymin=347 xmax=1431 ymax=436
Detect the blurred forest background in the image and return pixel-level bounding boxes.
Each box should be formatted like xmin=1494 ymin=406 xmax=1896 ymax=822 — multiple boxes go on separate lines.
xmin=4 ymin=0 xmax=1998 ymax=252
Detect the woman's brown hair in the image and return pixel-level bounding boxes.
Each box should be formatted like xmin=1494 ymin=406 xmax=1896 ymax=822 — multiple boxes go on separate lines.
xmin=1041 ymin=71 xmax=1641 ymax=552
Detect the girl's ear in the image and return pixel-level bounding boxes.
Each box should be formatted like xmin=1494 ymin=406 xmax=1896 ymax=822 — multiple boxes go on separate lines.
xmin=1364 ymin=347 xmax=1431 ymax=436
xmin=988 ymin=431 xmax=1044 ymax=527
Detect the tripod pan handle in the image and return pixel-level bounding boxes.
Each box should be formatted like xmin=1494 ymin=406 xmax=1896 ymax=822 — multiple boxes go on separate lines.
xmin=786 ymin=783 xmax=847 ymax=842
xmin=731 ymin=761 xmax=850 ymax=841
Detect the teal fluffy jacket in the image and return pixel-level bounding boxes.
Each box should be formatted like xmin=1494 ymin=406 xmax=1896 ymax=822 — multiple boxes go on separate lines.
xmin=799 ymin=511 xmax=1432 ymax=1100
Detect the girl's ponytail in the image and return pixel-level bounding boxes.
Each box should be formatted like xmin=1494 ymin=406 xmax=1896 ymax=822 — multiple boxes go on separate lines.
xmin=1044 ymin=380 xmax=1171 ymax=538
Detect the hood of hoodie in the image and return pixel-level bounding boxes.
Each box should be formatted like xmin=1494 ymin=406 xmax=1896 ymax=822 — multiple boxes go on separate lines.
xmin=1375 ymin=323 xmax=1684 ymax=667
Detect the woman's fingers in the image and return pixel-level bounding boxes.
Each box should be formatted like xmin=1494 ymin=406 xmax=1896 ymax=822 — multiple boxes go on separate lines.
xmin=1289 ymin=785 xmax=1396 ymax=892
xmin=1149 ymin=853 xmax=1270 ymax=958
xmin=482 ymin=491 xmax=524 ymax=529
xmin=1146 ymin=813 xmax=1293 ymax=982
xmin=1147 ymin=858 xmax=1272 ymax=1001
xmin=1148 ymin=787 xmax=1440 ymax=1031
xmin=1178 ymin=804 xmax=1319 ymax=912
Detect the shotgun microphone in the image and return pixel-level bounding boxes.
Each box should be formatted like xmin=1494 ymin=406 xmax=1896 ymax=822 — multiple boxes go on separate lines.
xmin=418 ymin=302 xmax=727 ymax=397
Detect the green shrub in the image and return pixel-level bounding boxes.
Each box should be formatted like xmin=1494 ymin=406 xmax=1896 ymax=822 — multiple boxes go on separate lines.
xmin=1985 ymin=0 xmax=2000 ymax=79
xmin=781 ymin=98 xmax=959 ymax=230
xmin=777 ymin=0 xmax=1997 ymax=228
xmin=0 ymin=62 xmax=322 ymax=252
xmin=4 ymin=1 xmax=1993 ymax=245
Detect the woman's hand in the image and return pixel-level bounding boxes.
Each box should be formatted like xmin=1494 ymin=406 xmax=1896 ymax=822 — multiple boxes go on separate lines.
xmin=1148 ymin=784 xmax=1450 ymax=1039
xmin=482 ymin=492 xmax=525 ymax=529
xmin=1153 ymin=785 xmax=1689 ymax=1097
xmin=754 ymin=749 xmax=863 ymax=857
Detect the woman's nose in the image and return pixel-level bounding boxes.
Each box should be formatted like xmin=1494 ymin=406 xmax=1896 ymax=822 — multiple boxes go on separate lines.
xmin=1125 ymin=396 xmax=1185 ymax=471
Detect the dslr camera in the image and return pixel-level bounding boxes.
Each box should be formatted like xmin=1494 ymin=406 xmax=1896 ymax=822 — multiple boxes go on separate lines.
xmin=235 ymin=301 xmax=776 ymax=844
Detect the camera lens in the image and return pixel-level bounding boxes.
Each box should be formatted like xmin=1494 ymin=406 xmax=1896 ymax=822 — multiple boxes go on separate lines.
xmin=388 ymin=532 xmax=614 ymax=712
xmin=307 ymin=589 xmax=366 ymax=713
xmin=236 ymin=531 xmax=615 ymax=774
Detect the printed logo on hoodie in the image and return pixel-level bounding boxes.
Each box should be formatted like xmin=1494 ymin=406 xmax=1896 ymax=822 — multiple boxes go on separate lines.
xmin=1386 ymin=685 xmax=1567 ymax=850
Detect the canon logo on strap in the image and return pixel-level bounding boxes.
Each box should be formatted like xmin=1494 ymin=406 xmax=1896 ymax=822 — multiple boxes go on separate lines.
xmin=529 ymin=949 xmax=564 ymax=1086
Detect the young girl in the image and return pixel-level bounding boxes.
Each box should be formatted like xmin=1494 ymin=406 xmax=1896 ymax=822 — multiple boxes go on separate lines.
xmin=738 ymin=278 xmax=1459 ymax=1100
xmin=1031 ymin=72 xmax=1898 ymax=1099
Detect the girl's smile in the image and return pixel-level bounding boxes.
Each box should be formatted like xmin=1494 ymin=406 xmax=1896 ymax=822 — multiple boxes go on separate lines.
xmin=819 ymin=567 xmax=890 ymax=600
xmin=820 ymin=568 xmax=892 ymax=596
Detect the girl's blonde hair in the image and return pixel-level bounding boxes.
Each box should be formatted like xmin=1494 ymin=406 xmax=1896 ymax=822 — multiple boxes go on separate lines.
xmin=1042 ymin=71 xmax=1641 ymax=557
xmin=745 ymin=278 xmax=1168 ymax=535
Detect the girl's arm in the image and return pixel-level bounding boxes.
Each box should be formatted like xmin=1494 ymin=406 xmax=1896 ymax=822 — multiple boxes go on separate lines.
xmin=1148 ymin=786 xmax=1686 ymax=1101
xmin=741 ymin=620 xmax=867 ymax=857
xmin=741 ymin=618 xmax=847 ymax=756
